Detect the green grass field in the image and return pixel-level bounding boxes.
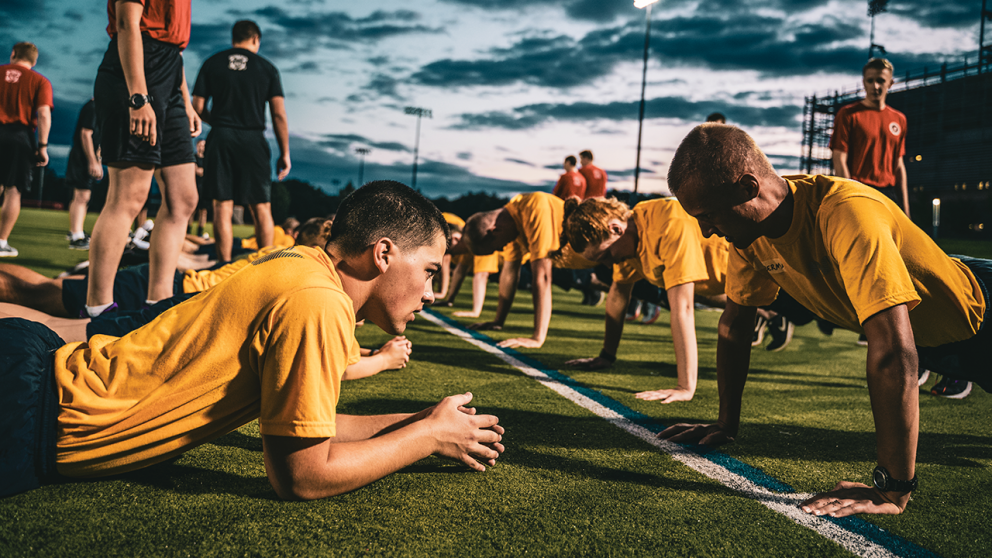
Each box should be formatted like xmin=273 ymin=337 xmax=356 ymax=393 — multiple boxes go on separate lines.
xmin=1 ymin=208 xmax=990 ymax=557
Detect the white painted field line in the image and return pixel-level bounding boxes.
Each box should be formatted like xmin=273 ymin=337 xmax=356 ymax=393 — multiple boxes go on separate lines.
xmin=420 ymin=310 xmax=925 ymax=558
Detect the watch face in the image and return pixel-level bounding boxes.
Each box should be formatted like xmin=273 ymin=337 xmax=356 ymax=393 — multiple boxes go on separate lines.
xmin=873 ymin=468 xmax=887 ymax=490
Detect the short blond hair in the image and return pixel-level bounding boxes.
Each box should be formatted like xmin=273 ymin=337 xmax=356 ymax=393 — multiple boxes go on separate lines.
xmin=560 ymin=197 xmax=631 ymax=253
xmin=863 ymin=57 xmax=894 ymax=76
xmin=667 ymin=124 xmax=777 ymax=196
xmin=11 ymin=42 xmax=38 ymax=64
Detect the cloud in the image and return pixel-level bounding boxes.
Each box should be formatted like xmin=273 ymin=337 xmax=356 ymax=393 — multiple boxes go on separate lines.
xmin=319 ymin=133 xmax=411 ymax=153
xmin=0 ymin=0 xmax=44 ymax=17
xmin=452 ymin=96 xmax=802 ymax=130
xmin=885 ymin=1 xmax=977 ymax=29
xmin=506 ymin=158 xmax=537 ymax=166
xmin=347 ymin=74 xmax=404 ymax=103
xmin=438 ymin=0 xmax=635 ymax=22
xmin=456 ymin=152 xmax=473 ymax=161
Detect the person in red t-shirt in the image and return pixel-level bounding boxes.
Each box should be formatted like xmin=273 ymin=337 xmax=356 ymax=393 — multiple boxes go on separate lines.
xmin=830 ymin=58 xmax=909 ymax=215
xmin=552 ymin=155 xmax=586 ymax=200
xmin=0 ymin=42 xmax=53 ymax=258
xmin=577 ymin=150 xmax=608 ymax=199
xmin=86 ymin=0 xmax=201 ymax=317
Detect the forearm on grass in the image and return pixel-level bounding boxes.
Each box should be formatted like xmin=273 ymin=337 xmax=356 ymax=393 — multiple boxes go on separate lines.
xmin=715 ymin=300 xmax=758 ymax=435
xmin=667 ymin=281 xmax=698 ymax=394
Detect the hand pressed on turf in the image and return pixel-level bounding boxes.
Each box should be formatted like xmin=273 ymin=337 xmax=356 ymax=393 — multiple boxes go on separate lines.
xmin=658 ymin=423 xmax=734 ymax=446
xmin=469 ymin=321 xmax=502 ymax=331
xmin=635 ymin=387 xmax=693 ymax=404
xmin=497 ymin=337 xmax=543 ymax=349
xmin=800 ymin=481 xmax=907 ymax=517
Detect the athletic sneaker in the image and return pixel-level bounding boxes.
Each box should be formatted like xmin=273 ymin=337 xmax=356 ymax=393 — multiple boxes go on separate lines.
xmin=766 ymin=315 xmax=794 ymax=352
xmin=816 ymin=319 xmax=834 ymax=336
xmin=930 ymin=376 xmax=972 ymax=399
xmin=917 ymin=367 xmax=930 ymax=387
xmin=591 ymin=291 xmax=605 ymax=306
xmin=625 ymin=300 xmax=642 ymax=322
xmin=642 ymin=303 xmax=662 ymax=324
xmin=69 ymin=235 xmax=90 ymax=250
xmin=857 ymin=333 xmax=868 ymax=346
xmin=0 ymin=244 xmax=18 ymax=257
xmin=752 ymin=314 xmax=768 ymax=346
xmin=79 ymin=302 xmax=119 ymax=319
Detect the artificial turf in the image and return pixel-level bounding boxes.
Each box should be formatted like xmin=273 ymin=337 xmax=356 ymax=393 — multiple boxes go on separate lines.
xmin=1 ymin=208 xmax=990 ymax=557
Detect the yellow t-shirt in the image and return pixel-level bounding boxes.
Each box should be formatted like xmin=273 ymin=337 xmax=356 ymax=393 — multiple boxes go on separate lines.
xmin=613 ymin=198 xmax=721 ymax=294
xmin=241 ymin=226 xmax=295 ymax=251
xmin=726 ymin=175 xmax=985 ymax=346
xmin=54 ymin=246 xmax=362 ymax=478
xmin=181 ymin=246 xmax=281 ymax=293
xmin=501 ymin=192 xmax=564 ymax=262
xmin=473 ymin=252 xmax=500 ymax=274
xmin=443 ymin=212 xmax=466 ymax=231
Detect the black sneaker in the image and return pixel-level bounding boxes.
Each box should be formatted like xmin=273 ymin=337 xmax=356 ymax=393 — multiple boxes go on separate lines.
xmin=816 ymin=319 xmax=834 ymax=336
xmin=752 ymin=314 xmax=768 ymax=346
xmin=766 ymin=315 xmax=794 ymax=351
xmin=69 ymin=235 xmax=90 ymax=250
xmin=857 ymin=333 xmax=868 ymax=346
xmin=930 ymin=376 xmax=972 ymax=399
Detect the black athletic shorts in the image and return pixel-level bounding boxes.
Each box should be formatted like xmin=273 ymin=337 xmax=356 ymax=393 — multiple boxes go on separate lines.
xmin=0 ymin=123 xmax=37 ymax=192
xmin=87 ymin=292 xmax=196 ymax=339
xmin=0 ymin=318 xmax=63 ymax=498
xmin=60 ymin=264 xmax=186 ymax=317
xmin=94 ymin=37 xmax=195 ymax=168
xmin=64 ymin=157 xmax=98 ymax=191
xmin=868 ymin=184 xmax=903 ymax=209
xmin=917 ymin=256 xmax=992 ymax=392
xmin=204 ymin=126 xmax=271 ymax=205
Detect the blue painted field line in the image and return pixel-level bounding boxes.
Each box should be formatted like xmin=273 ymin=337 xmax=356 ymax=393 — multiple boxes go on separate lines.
xmin=423 ymin=308 xmax=939 ymax=558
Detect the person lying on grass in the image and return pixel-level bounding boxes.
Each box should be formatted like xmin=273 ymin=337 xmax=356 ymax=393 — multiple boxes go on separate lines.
xmin=557 ymin=196 xmax=728 ymax=404
xmin=0 ymin=217 xmax=331 ymax=318
xmin=659 ymin=123 xmax=990 ymax=517
xmin=0 ymin=180 xmax=504 ymax=500
xmin=462 ymin=192 xmax=565 ymax=348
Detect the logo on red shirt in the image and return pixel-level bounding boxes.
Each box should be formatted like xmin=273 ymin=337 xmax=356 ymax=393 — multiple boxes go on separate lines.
xmin=889 ymin=122 xmax=901 ymax=136
xmin=5 ymin=69 xmax=21 ymax=83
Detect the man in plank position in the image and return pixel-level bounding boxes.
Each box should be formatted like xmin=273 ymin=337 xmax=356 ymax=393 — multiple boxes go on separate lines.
xmin=1 ymin=181 xmax=504 ymax=499
xmin=660 ymin=124 xmax=989 ymax=517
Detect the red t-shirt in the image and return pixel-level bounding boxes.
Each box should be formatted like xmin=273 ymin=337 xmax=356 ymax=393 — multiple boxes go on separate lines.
xmin=0 ymin=64 xmax=54 ymax=128
xmin=829 ymin=102 xmax=906 ymax=188
xmin=553 ymin=170 xmax=587 ymax=200
xmin=578 ymin=164 xmax=608 ymax=198
xmin=107 ymin=0 xmax=192 ymax=50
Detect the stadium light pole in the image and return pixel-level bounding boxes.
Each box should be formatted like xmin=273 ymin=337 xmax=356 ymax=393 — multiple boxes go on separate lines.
xmin=633 ymin=0 xmax=659 ymax=196
xmin=355 ymin=147 xmax=371 ymax=186
xmin=404 ymin=106 xmax=432 ymax=189
xmin=932 ymin=198 xmax=940 ymax=239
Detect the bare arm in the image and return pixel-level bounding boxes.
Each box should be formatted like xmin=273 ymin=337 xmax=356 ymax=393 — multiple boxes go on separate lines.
xmin=180 ymin=70 xmax=201 ymax=137
xmin=35 ymin=105 xmax=51 ymax=166
xmin=469 ymin=272 xmax=489 ymax=316
xmin=269 ymin=96 xmax=291 ymax=180
xmin=342 ymin=337 xmax=412 ymax=380
xmin=566 ymin=280 xmax=632 ymax=369
xmin=498 ymin=256 xmax=552 ymax=348
xmin=435 ymin=254 xmax=452 ymax=299
xmin=470 ymin=258 xmax=521 ymax=331
xmin=801 ymin=304 xmax=918 ymax=517
xmin=116 ymin=1 xmax=156 ymax=145
xmin=191 ymin=95 xmax=209 ymax=124
xmin=79 ymin=128 xmax=103 ymax=179
xmin=895 ymin=157 xmax=909 ymax=216
xmin=262 ymin=393 xmax=503 ymax=500
xmin=659 ymin=299 xmax=756 ymax=444
xmin=636 ymin=281 xmax=697 ymax=403
xmin=832 ymin=150 xmax=849 ymax=179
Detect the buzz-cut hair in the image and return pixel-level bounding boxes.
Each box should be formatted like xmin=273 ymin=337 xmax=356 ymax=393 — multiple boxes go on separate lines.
xmin=863 ymin=57 xmax=894 ymax=76
xmin=706 ymin=112 xmax=726 ymax=123
xmin=579 ymin=150 xmax=593 ymax=161
xmin=565 ymin=155 xmax=577 ymax=166
xmin=668 ymin=124 xmax=777 ymax=195
xmin=11 ymin=42 xmax=38 ymax=64
xmin=232 ymin=20 xmax=262 ymax=44
xmin=329 ymin=180 xmax=450 ymax=257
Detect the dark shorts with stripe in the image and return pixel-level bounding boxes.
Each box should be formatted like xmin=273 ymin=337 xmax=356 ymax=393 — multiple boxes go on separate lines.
xmin=0 ymin=319 xmax=63 ymax=498
xmin=0 ymin=123 xmax=37 ymax=192
xmin=95 ymin=37 xmax=195 ymax=168
xmin=917 ymin=256 xmax=992 ymax=392
xmin=60 ymin=265 xmax=185 ymax=316
xmin=204 ymin=126 xmax=271 ymax=206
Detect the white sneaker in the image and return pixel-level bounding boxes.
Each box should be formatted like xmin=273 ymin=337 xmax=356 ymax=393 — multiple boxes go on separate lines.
xmin=0 ymin=244 xmax=17 ymax=257
xmin=142 ymin=219 xmax=155 ymax=232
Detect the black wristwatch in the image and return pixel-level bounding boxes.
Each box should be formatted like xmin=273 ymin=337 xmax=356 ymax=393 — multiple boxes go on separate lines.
xmin=128 ymin=93 xmax=154 ymax=109
xmin=872 ymin=466 xmax=917 ymax=493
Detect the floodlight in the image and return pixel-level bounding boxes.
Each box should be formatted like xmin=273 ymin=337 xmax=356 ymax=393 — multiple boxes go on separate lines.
xmin=634 ymin=0 xmax=660 ymax=8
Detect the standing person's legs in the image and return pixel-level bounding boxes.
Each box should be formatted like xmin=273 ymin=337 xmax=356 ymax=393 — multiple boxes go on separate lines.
xmin=87 ymin=164 xmax=154 ymax=306
xmin=68 ymin=188 xmax=91 ymax=236
xmin=249 ymin=203 xmax=274 ymax=249
xmin=212 ymin=200 xmax=234 ymax=262
xmin=147 ymin=163 xmax=196 ymax=302
xmin=0 ymin=187 xmax=22 ymax=243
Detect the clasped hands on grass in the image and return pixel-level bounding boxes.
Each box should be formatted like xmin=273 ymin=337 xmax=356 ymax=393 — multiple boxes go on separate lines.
xmin=658 ymin=423 xmax=908 ymax=517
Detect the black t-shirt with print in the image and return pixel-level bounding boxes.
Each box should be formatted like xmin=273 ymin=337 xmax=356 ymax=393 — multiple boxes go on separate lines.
xmin=193 ymin=48 xmax=283 ymax=130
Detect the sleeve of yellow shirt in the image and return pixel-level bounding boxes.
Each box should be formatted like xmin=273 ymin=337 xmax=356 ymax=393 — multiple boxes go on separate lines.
xmin=519 ymin=196 xmax=561 ymax=261
xmin=656 ymin=217 xmax=709 ymax=289
xmin=725 ymin=246 xmax=780 ymax=307
xmin=613 ymin=260 xmax=645 ymax=285
xmin=821 ymin=197 xmax=921 ymax=324
xmin=254 ymin=287 xmax=361 ymax=439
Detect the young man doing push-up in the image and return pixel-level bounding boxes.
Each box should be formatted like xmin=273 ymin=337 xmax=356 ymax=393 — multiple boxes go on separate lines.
xmin=1 ymin=180 xmax=504 ymax=500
